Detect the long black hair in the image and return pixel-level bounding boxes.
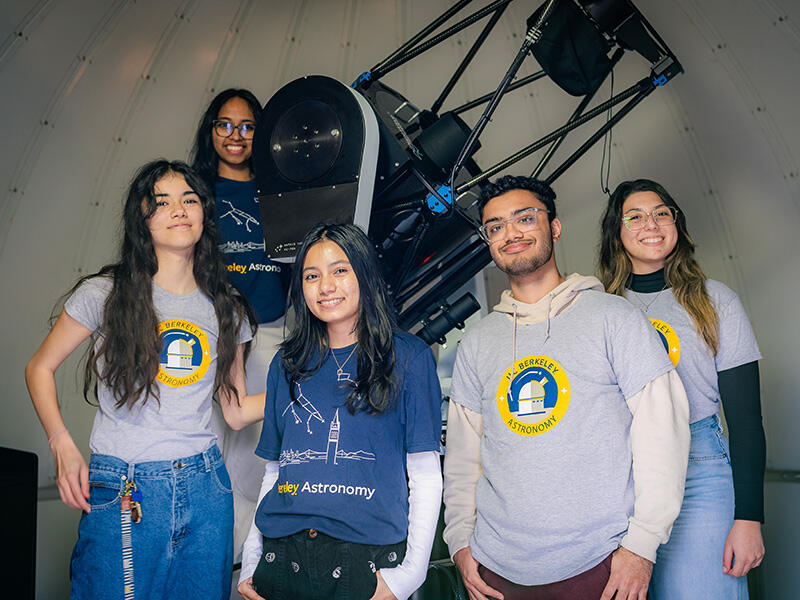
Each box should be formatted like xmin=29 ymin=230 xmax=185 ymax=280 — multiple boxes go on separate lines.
xmin=281 ymin=223 xmax=397 ymax=414
xmin=189 ymin=88 xmax=262 ymax=190
xmin=68 ymin=159 xmax=255 ymax=408
xmin=598 ymin=178 xmax=719 ymax=354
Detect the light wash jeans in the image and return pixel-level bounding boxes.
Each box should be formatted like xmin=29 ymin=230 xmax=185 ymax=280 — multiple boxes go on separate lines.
xmin=70 ymin=445 xmax=234 ymax=600
xmin=649 ymin=414 xmax=749 ymax=599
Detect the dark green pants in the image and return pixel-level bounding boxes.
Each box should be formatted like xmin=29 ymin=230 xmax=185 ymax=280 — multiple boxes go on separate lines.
xmin=253 ymin=529 xmax=406 ymax=600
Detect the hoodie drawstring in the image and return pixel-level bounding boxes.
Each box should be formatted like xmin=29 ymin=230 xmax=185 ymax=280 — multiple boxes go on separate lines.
xmin=509 ymin=303 xmax=518 ymax=385
xmin=543 ymin=292 xmax=554 ymax=344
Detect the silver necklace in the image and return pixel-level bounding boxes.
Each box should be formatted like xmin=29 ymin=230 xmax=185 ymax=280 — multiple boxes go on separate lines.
xmin=630 ymin=288 xmax=667 ymax=313
xmin=330 ymin=344 xmax=358 ymax=381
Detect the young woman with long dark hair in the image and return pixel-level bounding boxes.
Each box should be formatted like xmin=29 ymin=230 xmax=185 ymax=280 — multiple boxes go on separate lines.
xmin=598 ymin=179 xmax=766 ymax=599
xmin=190 ymin=88 xmax=289 ymax=560
xmin=189 ymin=87 xmax=287 ymax=328
xmin=26 ymin=160 xmax=262 ymax=599
xmin=237 ymin=223 xmax=443 ymax=600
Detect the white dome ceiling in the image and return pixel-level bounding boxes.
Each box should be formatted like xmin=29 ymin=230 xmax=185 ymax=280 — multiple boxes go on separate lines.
xmin=2 ymin=1 xmax=798 ymax=596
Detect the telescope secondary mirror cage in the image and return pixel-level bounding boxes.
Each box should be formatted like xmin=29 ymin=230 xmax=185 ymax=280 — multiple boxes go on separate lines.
xmin=255 ymin=0 xmax=682 ymax=346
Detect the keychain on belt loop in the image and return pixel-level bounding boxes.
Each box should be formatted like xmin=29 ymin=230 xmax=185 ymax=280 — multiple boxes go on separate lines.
xmin=119 ymin=478 xmax=143 ymax=600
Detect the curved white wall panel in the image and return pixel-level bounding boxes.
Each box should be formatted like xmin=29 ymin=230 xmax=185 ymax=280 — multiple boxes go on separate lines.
xmin=1 ymin=1 xmax=797 ymax=597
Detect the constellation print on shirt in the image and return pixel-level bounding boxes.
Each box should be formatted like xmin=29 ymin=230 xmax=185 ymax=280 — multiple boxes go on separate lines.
xmin=219 ymin=200 xmax=258 ymax=232
xmin=282 ymin=383 xmax=325 ymax=434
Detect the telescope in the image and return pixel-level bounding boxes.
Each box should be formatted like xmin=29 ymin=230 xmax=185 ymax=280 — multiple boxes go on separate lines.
xmin=252 ymin=0 xmax=682 ymax=345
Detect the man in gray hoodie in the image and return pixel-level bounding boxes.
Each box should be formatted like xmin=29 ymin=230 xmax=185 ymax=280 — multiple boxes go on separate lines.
xmin=443 ymin=176 xmax=690 ymax=600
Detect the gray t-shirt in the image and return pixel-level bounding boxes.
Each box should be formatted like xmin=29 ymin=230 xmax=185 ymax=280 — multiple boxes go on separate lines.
xmin=624 ymin=279 xmax=761 ymax=423
xmin=65 ymin=276 xmax=252 ymax=463
xmin=451 ymin=289 xmax=673 ymax=585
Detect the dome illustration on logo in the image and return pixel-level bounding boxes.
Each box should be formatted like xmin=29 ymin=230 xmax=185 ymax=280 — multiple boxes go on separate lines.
xmin=156 ymin=319 xmax=210 ymax=387
xmin=496 ymin=355 xmax=570 ymax=437
xmin=515 ymin=377 xmax=548 ymax=416
xmin=166 ymin=338 xmax=195 ymax=371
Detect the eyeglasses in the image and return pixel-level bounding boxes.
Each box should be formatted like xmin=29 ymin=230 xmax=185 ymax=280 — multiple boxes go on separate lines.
xmin=212 ymin=120 xmax=255 ymax=139
xmin=622 ymin=205 xmax=678 ymax=231
xmin=479 ymin=208 xmax=549 ymax=242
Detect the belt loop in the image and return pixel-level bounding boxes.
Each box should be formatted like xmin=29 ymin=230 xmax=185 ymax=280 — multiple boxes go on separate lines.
xmin=203 ymin=448 xmax=212 ymax=472
xmin=126 ymin=461 xmax=135 ymax=484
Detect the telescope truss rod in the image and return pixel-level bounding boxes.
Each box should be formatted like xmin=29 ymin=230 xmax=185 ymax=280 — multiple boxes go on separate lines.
xmin=387 ymin=164 xmax=445 ymax=292
xmin=390 ymin=216 xmax=431 ymax=300
xmin=430 ymin=1 xmax=509 ymax=115
xmin=371 ymin=200 xmax=424 ymax=216
xmin=370 ymin=0 xmax=515 ymax=81
xmin=371 ymin=0 xmax=474 ymax=75
xmin=450 ymin=70 xmax=548 ymax=115
xmin=390 ymin=163 xmax=483 ymax=296
xmin=531 ymin=47 xmax=625 ymax=178
xmin=448 ymin=0 xmax=560 ymax=193
xmin=456 ymin=75 xmax=654 ymax=193
xmin=544 ymin=81 xmax=654 ymax=184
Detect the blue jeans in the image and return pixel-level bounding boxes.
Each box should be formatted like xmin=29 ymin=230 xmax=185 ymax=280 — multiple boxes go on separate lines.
xmin=70 ymin=445 xmax=234 ymax=600
xmin=649 ymin=414 xmax=748 ymax=599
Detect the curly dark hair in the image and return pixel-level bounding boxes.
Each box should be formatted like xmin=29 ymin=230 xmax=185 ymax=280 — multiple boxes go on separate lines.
xmin=281 ymin=223 xmax=398 ymax=415
xmin=478 ymin=175 xmax=557 ymax=221
xmin=189 ymin=88 xmax=262 ymax=190
xmin=67 ymin=159 xmax=256 ymax=408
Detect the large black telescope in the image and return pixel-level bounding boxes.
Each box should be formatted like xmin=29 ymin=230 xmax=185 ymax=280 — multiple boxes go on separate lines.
xmin=253 ymin=0 xmax=682 ymax=345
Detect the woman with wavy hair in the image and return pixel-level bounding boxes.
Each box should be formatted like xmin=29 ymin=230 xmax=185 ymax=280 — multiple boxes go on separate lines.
xmin=237 ymin=223 xmax=443 ymax=600
xmin=191 ymin=89 xmax=289 ymax=563
xmin=598 ymin=179 xmax=766 ymax=599
xmin=26 ymin=159 xmax=262 ymax=599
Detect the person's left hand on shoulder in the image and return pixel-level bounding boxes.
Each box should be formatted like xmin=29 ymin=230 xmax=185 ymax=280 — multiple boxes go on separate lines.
xmin=600 ymin=546 xmax=653 ymax=600
xmin=369 ymin=570 xmax=398 ymax=600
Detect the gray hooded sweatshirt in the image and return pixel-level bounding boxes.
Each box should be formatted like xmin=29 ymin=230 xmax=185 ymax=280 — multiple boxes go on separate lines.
xmin=443 ymin=273 xmax=690 ymax=585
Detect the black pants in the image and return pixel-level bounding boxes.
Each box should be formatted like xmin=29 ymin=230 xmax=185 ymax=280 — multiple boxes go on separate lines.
xmin=253 ymin=529 xmax=407 ymax=600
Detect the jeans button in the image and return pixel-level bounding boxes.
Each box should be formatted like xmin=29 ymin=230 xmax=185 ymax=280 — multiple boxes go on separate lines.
xmin=176 ymin=461 xmax=183 ymax=469
xmin=308 ymin=529 xmax=318 ymax=538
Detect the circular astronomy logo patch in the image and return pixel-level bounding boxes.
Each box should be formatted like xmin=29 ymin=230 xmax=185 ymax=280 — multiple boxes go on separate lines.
xmin=649 ymin=318 xmax=680 ymax=367
xmin=156 ymin=319 xmax=210 ymax=387
xmin=496 ymin=355 xmax=570 ymax=436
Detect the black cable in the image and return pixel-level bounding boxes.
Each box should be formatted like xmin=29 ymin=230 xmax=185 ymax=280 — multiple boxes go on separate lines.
xmin=600 ymin=69 xmax=615 ymax=195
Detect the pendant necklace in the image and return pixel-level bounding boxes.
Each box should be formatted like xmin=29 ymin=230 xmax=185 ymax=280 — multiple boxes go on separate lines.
xmin=630 ymin=288 xmax=667 ymax=313
xmin=330 ymin=344 xmax=358 ymax=382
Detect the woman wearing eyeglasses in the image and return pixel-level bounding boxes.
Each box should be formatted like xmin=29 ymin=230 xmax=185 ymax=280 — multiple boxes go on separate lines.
xmin=598 ymin=179 xmax=766 ymax=599
xmin=190 ymin=89 xmax=289 ymax=567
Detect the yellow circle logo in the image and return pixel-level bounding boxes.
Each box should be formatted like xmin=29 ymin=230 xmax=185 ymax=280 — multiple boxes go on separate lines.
xmin=649 ymin=319 xmax=680 ymax=367
xmin=156 ymin=319 xmax=211 ymax=388
xmin=496 ymin=355 xmax=570 ymax=436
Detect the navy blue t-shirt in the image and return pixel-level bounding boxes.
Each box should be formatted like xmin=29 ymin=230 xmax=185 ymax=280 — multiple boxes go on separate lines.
xmin=214 ymin=177 xmax=287 ymax=323
xmin=254 ymin=332 xmax=442 ymax=545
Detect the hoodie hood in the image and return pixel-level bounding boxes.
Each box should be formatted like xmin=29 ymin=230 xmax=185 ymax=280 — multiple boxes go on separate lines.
xmin=493 ymin=274 xmax=603 ymax=382
xmin=494 ymin=273 xmax=604 ymax=326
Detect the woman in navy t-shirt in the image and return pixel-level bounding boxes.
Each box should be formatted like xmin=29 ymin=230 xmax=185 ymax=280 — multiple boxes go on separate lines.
xmin=238 ymin=223 xmax=443 ymax=600
xmin=190 ymin=88 xmax=288 ymax=324
xmin=190 ymin=89 xmax=290 ymax=566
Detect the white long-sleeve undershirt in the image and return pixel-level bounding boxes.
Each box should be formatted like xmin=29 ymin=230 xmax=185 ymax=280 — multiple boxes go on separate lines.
xmin=381 ymin=451 xmax=442 ymax=600
xmin=239 ymin=460 xmax=279 ymax=583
